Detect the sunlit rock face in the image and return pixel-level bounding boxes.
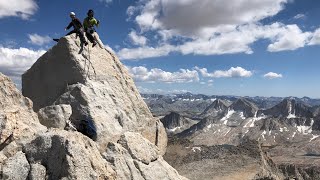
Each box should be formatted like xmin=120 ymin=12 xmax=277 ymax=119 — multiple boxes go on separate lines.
xmin=0 ymin=35 xmax=187 ymax=180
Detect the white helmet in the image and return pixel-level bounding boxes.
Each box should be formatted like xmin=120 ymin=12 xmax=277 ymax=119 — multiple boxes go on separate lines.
xmin=70 ymin=12 xmax=76 ymax=16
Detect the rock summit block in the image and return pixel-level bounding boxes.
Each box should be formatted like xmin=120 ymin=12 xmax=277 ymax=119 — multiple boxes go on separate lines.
xmin=22 ymin=35 xmax=167 ymax=151
xmin=0 ymin=35 xmax=186 ymax=180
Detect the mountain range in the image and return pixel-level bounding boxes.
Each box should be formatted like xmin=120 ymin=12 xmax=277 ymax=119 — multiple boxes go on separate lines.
xmin=1 ymin=33 xmax=319 ymax=180
xmin=143 ymin=93 xmax=320 ymax=179
xmin=142 ymin=93 xmax=320 ymax=117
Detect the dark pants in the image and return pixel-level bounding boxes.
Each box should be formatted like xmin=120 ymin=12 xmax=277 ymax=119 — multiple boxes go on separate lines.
xmin=66 ymin=29 xmax=86 ymax=44
xmin=85 ymin=31 xmax=96 ymax=44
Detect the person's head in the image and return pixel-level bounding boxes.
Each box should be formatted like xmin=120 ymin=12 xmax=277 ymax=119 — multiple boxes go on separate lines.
xmin=87 ymin=9 xmax=94 ymax=18
xmin=70 ymin=12 xmax=76 ymax=19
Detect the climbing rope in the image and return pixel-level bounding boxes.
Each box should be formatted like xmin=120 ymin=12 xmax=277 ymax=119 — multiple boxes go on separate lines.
xmin=84 ymin=44 xmax=97 ymax=80
xmin=105 ymin=48 xmax=115 ymax=60
xmin=85 ymin=45 xmax=90 ymax=79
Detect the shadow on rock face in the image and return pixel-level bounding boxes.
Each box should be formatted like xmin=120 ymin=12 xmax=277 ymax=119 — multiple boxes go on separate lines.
xmin=79 ymin=116 xmax=97 ymax=141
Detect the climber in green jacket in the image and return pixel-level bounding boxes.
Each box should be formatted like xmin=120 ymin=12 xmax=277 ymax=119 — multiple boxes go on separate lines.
xmin=83 ymin=9 xmax=100 ymax=47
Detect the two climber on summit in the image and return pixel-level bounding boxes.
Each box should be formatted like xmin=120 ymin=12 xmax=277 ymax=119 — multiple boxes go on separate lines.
xmin=53 ymin=9 xmax=100 ymax=47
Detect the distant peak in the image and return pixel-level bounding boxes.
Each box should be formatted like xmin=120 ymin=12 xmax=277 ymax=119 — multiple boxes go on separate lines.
xmin=261 ymin=98 xmax=313 ymax=118
xmin=230 ymin=98 xmax=258 ymax=117
xmin=208 ymin=99 xmax=228 ymax=110
xmin=232 ymin=98 xmax=257 ymax=108
xmin=168 ymin=111 xmax=181 ymax=117
xmin=282 ymin=98 xmax=295 ymax=105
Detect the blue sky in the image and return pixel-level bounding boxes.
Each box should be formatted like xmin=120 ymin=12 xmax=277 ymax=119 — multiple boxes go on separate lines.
xmin=1 ymin=0 xmax=320 ymax=98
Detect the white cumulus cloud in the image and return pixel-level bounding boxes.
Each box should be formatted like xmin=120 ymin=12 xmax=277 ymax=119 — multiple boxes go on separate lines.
xmin=308 ymin=28 xmax=320 ymax=45
xmin=267 ymin=25 xmax=311 ymax=52
xmin=127 ymin=5 xmax=141 ymax=20
xmin=264 ymin=72 xmax=283 ymax=79
xmin=119 ymin=22 xmax=319 ymax=60
xmin=0 ymin=0 xmax=38 ymax=19
xmin=128 ymin=30 xmax=148 ymax=46
xmin=118 ymin=0 xmax=320 ymax=60
xmin=195 ymin=66 xmax=253 ymax=78
xmin=28 ymin=34 xmax=51 ymax=46
xmin=118 ymin=44 xmax=176 ymax=60
xmin=0 ymin=46 xmax=45 ymax=85
xmin=134 ymin=0 xmax=288 ymax=35
xmin=127 ymin=66 xmax=199 ymax=83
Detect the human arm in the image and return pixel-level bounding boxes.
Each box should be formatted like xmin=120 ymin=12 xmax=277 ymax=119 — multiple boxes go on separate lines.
xmin=96 ymin=19 xmax=100 ymax=27
xmin=83 ymin=18 xmax=89 ymax=30
xmin=91 ymin=18 xmax=99 ymax=27
xmin=65 ymin=22 xmax=73 ymax=30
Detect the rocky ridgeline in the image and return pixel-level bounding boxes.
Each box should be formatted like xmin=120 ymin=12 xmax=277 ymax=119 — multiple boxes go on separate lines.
xmin=172 ymin=97 xmax=319 ymax=145
xmin=257 ymin=98 xmax=314 ymax=118
xmin=160 ymin=97 xmax=320 ymax=179
xmin=200 ymin=99 xmax=228 ymax=118
xmin=0 ymin=35 xmax=187 ymax=179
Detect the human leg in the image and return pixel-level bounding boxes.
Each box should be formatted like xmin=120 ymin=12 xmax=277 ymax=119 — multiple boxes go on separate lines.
xmin=66 ymin=30 xmax=76 ymax=36
xmin=85 ymin=32 xmax=95 ymax=43
xmin=77 ymin=30 xmax=88 ymax=45
xmin=92 ymin=32 xmax=104 ymax=48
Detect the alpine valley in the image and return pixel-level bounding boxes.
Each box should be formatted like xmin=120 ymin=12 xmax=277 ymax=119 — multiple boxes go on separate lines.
xmin=142 ymin=93 xmax=320 ymax=180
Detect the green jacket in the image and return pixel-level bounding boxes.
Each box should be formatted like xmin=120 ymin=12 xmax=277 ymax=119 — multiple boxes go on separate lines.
xmin=83 ymin=17 xmax=99 ymax=30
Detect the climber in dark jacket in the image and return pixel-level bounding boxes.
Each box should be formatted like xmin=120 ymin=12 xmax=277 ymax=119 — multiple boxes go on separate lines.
xmin=53 ymin=12 xmax=88 ymax=46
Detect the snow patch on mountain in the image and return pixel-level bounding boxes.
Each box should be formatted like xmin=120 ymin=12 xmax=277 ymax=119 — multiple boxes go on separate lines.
xmin=261 ymin=130 xmax=267 ymax=140
xmin=168 ymin=126 xmax=182 ymax=132
xmin=224 ymin=128 xmax=231 ymax=136
xmin=287 ymin=114 xmax=297 ymax=119
xmin=297 ymin=119 xmax=314 ymax=134
xmin=192 ymin=147 xmax=201 ymax=152
xmin=287 ymin=102 xmax=297 ymax=119
xmin=221 ymin=109 xmax=235 ymax=125
xmin=310 ymin=135 xmax=319 ymax=142
xmin=243 ymin=111 xmax=266 ymax=128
